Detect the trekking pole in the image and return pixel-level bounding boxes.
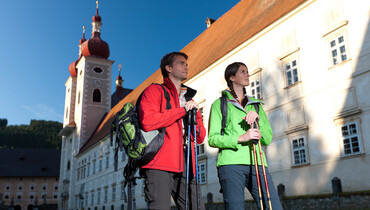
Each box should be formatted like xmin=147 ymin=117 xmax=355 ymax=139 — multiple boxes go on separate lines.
xmin=255 ymin=121 xmax=273 ymax=210
xmin=191 ymin=108 xmax=200 ymax=210
xmin=185 ymin=110 xmax=192 ymax=210
xmin=252 ymin=121 xmax=264 ymax=210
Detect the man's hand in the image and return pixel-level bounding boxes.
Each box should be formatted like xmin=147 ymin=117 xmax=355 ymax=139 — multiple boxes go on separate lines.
xmin=185 ymin=101 xmax=199 ymax=112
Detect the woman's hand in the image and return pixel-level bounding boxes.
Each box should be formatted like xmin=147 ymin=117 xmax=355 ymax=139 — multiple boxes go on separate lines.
xmin=237 ymin=128 xmax=261 ymax=143
xmin=243 ymin=111 xmax=259 ymax=126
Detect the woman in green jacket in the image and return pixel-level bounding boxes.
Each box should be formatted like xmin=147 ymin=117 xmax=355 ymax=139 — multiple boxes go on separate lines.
xmin=208 ymin=62 xmax=282 ymax=210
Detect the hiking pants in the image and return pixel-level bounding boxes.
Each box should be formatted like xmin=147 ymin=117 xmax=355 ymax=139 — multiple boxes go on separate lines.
xmin=218 ymin=165 xmax=283 ymax=210
xmin=143 ymin=169 xmax=205 ymax=210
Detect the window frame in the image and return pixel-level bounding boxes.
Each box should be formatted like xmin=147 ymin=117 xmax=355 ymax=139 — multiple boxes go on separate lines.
xmin=291 ymin=136 xmax=308 ymax=166
xmin=197 ymin=160 xmax=207 ymax=184
xmin=322 ymin=20 xmax=351 ymax=69
xmin=248 ymin=67 xmax=263 ymax=100
xmin=339 ymin=122 xmax=362 ymax=157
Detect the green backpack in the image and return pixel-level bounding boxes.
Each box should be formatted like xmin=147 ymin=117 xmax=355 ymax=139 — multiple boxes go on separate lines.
xmin=111 ymin=84 xmax=171 ymax=172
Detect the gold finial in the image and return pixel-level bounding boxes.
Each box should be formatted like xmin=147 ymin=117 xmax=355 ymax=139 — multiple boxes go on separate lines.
xmin=118 ymin=64 xmax=122 ymax=75
xmin=82 ymin=26 xmax=85 ymax=34
xmin=96 ymin=0 xmax=99 ymax=9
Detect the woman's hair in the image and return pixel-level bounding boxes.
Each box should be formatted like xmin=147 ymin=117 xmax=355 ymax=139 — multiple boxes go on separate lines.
xmin=224 ymin=62 xmax=248 ymax=106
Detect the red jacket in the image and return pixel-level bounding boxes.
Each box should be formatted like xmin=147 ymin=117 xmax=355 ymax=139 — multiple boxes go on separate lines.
xmin=139 ymin=78 xmax=206 ymax=173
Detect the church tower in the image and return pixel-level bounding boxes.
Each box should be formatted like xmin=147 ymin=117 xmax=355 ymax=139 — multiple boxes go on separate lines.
xmin=74 ymin=1 xmax=114 ymax=148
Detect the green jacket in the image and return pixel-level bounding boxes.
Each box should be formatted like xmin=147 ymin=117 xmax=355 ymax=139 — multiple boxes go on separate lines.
xmin=208 ymin=90 xmax=272 ymax=167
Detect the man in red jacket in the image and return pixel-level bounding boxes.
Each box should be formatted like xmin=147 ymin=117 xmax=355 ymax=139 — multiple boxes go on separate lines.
xmin=139 ymin=52 xmax=206 ymax=209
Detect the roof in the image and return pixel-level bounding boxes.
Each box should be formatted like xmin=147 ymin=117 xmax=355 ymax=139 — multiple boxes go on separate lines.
xmin=79 ymin=0 xmax=307 ymax=153
xmin=0 ymin=148 xmax=61 ymax=177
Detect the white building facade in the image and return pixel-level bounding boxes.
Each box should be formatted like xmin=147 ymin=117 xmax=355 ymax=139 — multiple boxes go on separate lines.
xmin=59 ymin=0 xmax=370 ymax=209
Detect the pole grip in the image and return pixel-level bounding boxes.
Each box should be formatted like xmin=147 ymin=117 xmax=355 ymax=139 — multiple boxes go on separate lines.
xmin=191 ymin=108 xmax=197 ymax=125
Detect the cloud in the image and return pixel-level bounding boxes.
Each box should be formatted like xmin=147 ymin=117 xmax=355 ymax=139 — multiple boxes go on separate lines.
xmin=22 ymin=104 xmax=63 ymax=122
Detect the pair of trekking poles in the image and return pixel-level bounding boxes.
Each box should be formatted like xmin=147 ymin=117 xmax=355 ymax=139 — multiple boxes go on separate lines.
xmin=252 ymin=118 xmax=273 ymax=210
xmin=185 ymin=108 xmax=201 ymax=210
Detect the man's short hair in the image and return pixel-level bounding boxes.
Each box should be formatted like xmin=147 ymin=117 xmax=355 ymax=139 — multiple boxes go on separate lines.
xmin=160 ymin=52 xmax=188 ymax=78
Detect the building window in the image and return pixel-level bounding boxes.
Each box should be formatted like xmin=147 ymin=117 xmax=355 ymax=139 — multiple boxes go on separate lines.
xmin=97 ymin=189 xmax=101 ymax=204
xmin=112 ymin=186 xmax=116 ymax=202
xmin=93 ymin=161 xmax=96 ymax=174
xmin=291 ymin=137 xmax=308 ymax=165
xmin=341 ymin=122 xmax=361 ymax=156
xmin=250 ymin=78 xmax=262 ymax=99
xmin=121 ymin=184 xmax=125 ymax=200
xmin=197 ymin=144 xmax=205 ymax=157
xmin=99 ymin=158 xmax=103 ymax=172
xmin=85 ymin=193 xmax=89 ymax=207
xmin=93 ymin=67 xmax=103 ymax=74
xmin=53 ymin=193 xmax=58 ymax=199
xmin=87 ymin=164 xmax=90 ymax=177
xmin=4 ymin=193 xmax=10 ymax=200
xmin=106 ymin=155 xmax=110 ymax=169
xmin=30 ymin=184 xmax=35 ymax=191
xmin=284 ymin=59 xmax=299 ymax=86
xmin=93 ymin=89 xmax=101 ymax=102
xmin=5 ymin=184 xmax=11 ymax=191
xmin=18 ymin=184 xmax=23 ymax=191
xmin=78 ymin=91 xmax=81 ymax=104
xmin=330 ymin=35 xmax=348 ymax=65
xmin=197 ymin=161 xmax=207 ymax=184
xmin=91 ymin=192 xmax=94 ymax=205
xmin=104 ymin=188 xmax=108 ymax=203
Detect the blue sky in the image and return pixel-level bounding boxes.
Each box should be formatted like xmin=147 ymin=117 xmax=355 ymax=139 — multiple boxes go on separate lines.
xmin=0 ymin=0 xmax=239 ymax=126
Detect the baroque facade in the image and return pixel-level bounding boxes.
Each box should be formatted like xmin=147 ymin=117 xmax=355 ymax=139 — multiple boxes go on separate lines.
xmin=59 ymin=0 xmax=370 ymax=209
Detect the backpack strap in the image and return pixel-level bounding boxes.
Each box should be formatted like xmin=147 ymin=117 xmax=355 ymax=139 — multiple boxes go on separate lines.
xmin=220 ymin=94 xmax=227 ymax=136
xmin=157 ymin=84 xmax=171 ymax=110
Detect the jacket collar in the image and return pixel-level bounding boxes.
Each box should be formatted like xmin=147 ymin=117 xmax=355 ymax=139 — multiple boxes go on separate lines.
xmin=163 ymin=77 xmax=197 ymax=101
xmin=222 ymin=90 xmax=262 ymax=111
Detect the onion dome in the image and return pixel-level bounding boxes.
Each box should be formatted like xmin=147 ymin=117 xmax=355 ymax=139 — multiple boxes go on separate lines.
xmin=81 ymin=0 xmax=110 ymax=59
xmin=69 ymin=58 xmax=79 ymax=77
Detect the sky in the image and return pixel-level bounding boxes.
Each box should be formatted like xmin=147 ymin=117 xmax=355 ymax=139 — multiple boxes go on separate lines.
xmin=0 ymin=0 xmax=240 ymax=126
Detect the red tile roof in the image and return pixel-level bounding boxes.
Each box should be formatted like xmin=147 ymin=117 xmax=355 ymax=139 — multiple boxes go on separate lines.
xmin=79 ymin=0 xmax=307 ymax=153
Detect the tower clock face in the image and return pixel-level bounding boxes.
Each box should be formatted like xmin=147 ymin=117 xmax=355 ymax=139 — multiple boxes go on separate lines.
xmin=94 ymin=80 xmax=101 ymax=87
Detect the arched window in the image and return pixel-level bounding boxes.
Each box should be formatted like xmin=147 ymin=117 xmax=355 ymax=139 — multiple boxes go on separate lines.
xmin=93 ymin=89 xmax=101 ymax=102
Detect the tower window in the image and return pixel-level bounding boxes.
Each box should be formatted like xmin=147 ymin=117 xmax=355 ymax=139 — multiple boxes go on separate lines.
xmin=93 ymin=67 xmax=103 ymax=74
xmin=93 ymin=89 xmax=101 ymax=102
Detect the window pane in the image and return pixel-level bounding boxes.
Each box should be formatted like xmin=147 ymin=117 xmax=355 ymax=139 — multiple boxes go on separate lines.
xmin=338 ymin=36 xmax=344 ymax=43
xmin=256 ymin=80 xmax=260 ymax=85
xmin=252 ymin=89 xmax=255 ymax=95
xmin=286 ymin=64 xmax=291 ymax=70
xmin=287 ymin=71 xmax=292 ymax=85
xmin=251 ymin=81 xmax=255 ymax=87
xmin=292 ymin=60 xmax=297 ymax=67
xmin=349 ymin=124 xmax=357 ymax=134
xmin=332 ymin=49 xmax=338 ymax=57
xmin=340 ymin=45 xmax=346 ymax=53
xmin=341 ymin=126 xmax=349 ymax=136
xmin=293 ymin=140 xmax=298 ymax=148
xmin=330 ymin=40 xmax=336 ymax=47
xmin=293 ymin=69 xmax=298 ymax=83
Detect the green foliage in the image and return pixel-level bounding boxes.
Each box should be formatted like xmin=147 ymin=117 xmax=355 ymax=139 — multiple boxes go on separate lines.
xmin=0 ymin=118 xmax=7 ymax=128
xmin=0 ymin=119 xmax=62 ymax=149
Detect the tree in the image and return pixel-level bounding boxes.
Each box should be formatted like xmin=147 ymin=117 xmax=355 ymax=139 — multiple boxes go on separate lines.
xmin=0 ymin=118 xmax=7 ymax=128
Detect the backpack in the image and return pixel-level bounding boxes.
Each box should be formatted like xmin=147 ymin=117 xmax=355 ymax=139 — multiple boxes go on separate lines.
xmin=110 ymin=84 xmax=171 ymax=174
xmin=219 ymin=94 xmax=260 ymax=136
